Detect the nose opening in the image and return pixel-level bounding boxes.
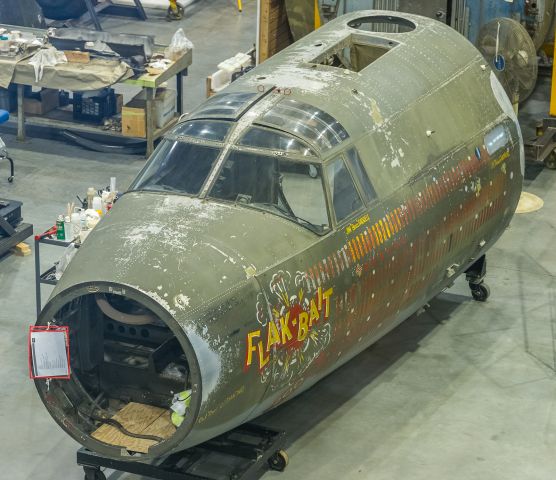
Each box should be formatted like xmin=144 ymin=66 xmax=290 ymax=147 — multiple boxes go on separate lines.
xmin=35 ymin=288 xmax=198 ymax=458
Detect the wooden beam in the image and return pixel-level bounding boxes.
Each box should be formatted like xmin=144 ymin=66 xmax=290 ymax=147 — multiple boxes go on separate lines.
xmin=259 ymin=0 xmax=293 ymax=63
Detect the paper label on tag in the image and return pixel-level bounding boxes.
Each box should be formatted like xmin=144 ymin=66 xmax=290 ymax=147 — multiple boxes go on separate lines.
xmin=29 ymin=327 xmax=70 ymax=379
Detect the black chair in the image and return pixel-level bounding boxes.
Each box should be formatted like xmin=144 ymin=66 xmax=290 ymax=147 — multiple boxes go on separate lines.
xmin=0 ymin=109 xmax=14 ymax=183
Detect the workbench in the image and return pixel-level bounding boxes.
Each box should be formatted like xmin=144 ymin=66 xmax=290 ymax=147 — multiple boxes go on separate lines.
xmin=0 ymin=25 xmax=192 ymax=157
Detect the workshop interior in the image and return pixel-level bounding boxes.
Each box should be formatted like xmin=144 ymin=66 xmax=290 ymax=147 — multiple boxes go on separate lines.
xmin=1 ymin=1 xmax=556 ymax=479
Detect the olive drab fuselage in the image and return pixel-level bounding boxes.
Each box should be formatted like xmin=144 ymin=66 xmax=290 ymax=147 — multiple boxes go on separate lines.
xmin=34 ymin=11 xmax=523 ymax=460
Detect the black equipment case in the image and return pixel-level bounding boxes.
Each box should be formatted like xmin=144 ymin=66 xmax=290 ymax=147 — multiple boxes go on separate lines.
xmin=0 ymin=198 xmax=22 ymax=235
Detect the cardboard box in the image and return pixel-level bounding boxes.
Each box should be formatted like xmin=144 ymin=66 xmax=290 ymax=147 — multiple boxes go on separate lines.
xmin=23 ymin=89 xmax=59 ymax=115
xmin=122 ymin=88 xmax=177 ymax=137
xmin=135 ymin=88 xmax=177 ymax=129
xmin=122 ymin=99 xmax=146 ymax=138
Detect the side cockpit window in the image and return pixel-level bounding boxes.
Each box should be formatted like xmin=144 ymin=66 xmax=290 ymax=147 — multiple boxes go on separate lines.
xmin=325 ymin=156 xmax=364 ymax=223
xmin=484 ymin=125 xmax=509 ymax=156
xmin=345 ymin=148 xmax=377 ymax=204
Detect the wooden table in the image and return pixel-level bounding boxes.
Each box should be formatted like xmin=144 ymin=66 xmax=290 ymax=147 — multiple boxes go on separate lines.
xmin=2 ymin=30 xmax=192 ymax=157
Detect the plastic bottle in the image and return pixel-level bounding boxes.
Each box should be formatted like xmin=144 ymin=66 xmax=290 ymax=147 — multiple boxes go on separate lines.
xmin=56 ymin=214 xmax=65 ymax=240
xmin=79 ymin=210 xmax=87 ymax=229
xmin=71 ymin=212 xmax=81 ymax=238
xmin=101 ymin=191 xmax=110 ymax=215
xmin=92 ymin=196 xmax=102 ymax=216
xmin=64 ymin=215 xmax=72 ymax=241
xmin=87 ymin=187 xmax=96 ymax=209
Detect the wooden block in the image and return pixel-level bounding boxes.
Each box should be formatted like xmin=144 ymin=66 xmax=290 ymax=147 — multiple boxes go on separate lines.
xmin=91 ymin=402 xmax=176 ymax=454
xmin=64 ymin=50 xmax=90 ymax=64
xmin=206 ymin=76 xmax=213 ymax=98
xmin=11 ymin=242 xmax=31 ymax=256
xmin=122 ymin=104 xmax=146 ymax=138
xmin=259 ymin=0 xmax=293 ymax=63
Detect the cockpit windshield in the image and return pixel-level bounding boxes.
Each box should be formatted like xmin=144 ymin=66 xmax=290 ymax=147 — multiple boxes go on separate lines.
xmin=131 ymin=139 xmax=222 ymax=195
xmin=209 ymin=150 xmax=330 ymax=234
xmin=129 ymin=119 xmax=331 ymax=235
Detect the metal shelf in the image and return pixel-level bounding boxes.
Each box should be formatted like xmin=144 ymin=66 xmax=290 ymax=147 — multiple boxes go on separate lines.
xmin=34 ymin=228 xmax=80 ymax=318
xmin=5 ymin=110 xmax=179 ymax=142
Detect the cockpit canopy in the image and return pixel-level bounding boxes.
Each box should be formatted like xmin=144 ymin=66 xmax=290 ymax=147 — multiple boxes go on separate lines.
xmin=130 ymin=93 xmax=377 ymax=235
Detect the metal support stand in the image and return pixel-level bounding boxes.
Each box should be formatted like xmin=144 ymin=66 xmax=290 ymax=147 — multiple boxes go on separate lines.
xmin=176 ymin=71 xmax=184 ymax=117
xmin=16 ymin=84 xmax=25 ymax=142
xmin=146 ymin=86 xmax=156 ymax=157
xmin=82 ymin=0 xmax=147 ymax=31
xmin=77 ymin=423 xmax=287 ymax=480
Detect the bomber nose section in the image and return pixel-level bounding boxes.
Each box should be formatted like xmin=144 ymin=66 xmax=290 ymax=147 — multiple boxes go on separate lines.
xmin=34 ymin=280 xmax=203 ymax=460
xmin=34 ymin=192 xmax=309 ymax=459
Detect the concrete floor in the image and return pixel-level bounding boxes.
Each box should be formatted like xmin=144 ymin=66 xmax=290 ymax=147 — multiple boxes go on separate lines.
xmin=1 ymin=3 xmax=556 ymax=479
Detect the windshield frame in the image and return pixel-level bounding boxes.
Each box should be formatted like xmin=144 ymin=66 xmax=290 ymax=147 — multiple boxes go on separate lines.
xmin=126 ymin=117 xmax=341 ymax=236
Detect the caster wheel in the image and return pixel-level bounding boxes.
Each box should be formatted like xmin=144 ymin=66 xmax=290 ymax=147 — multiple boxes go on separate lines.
xmin=471 ymin=283 xmax=490 ymax=302
xmin=545 ymin=151 xmax=556 ymax=170
xmin=166 ymin=5 xmax=184 ymax=21
xmin=268 ymin=449 xmax=289 ymax=472
xmin=8 ymin=176 xmax=13 ymax=183
xmin=83 ymin=467 xmax=106 ymax=480
xmin=308 ymin=165 xmax=318 ymax=178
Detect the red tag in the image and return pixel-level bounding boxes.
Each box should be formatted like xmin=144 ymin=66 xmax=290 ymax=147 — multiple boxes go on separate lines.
xmin=28 ymin=325 xmax=71 ymax=380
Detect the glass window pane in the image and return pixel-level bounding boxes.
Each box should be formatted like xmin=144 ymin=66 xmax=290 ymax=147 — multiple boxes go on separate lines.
xmin=131 ymin=140 xmax=221 ymax=195
xmin=260 ymin=99 xmax=349 ymax=151
xmin=325 ymin=157 xmax=363 ymax=222
xmin=172 ymin=121 xmax=231 ymax=142
xmin=239 ymin=127 xmax=316 ymax=156
xmin=484 ymin=125 xmax=509 ymax=156
xmin=191 ymin=92 xmax=256 ymax=118
xmin=210 ymin=151 xmax=329 ymax=234
xmin=346 ymin=148 xmax=377 ymax=203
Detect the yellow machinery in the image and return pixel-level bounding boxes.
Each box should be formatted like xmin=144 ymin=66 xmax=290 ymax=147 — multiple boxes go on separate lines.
xmin=528 ymin=36 xmax=556 ymax=170
xmin=166 ymin=0 xmax=183 ymax=21
xmin=167 ymin=0 xmax=243 ymax=20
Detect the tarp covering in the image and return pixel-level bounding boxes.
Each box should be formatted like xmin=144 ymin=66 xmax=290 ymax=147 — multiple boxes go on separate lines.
xmin=0 ymin=54 xmax=133 ymax=90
